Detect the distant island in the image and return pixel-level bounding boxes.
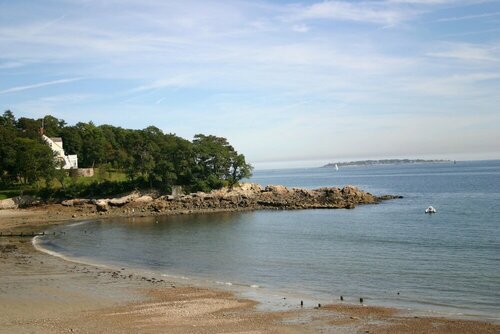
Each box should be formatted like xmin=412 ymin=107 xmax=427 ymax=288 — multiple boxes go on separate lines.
xmin=322 ymin=159 xmax=451 ymax=168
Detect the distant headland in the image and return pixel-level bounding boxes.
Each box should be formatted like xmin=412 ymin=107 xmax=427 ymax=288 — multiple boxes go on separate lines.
xmin=322 ymin=159 xmax=451 ymax=168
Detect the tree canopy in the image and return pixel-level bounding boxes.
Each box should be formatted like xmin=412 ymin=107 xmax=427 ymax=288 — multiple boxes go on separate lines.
xmin=0 ymin=110 xmax=252 ymax=195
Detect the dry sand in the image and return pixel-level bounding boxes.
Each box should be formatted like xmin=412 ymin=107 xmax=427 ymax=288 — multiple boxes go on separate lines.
xmin=1 ymin=208 xmax=499 ymax=333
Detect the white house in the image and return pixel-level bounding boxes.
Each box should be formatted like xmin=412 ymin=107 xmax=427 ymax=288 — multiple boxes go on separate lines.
xmin=41 ymin=135 xmax=78 ymax=169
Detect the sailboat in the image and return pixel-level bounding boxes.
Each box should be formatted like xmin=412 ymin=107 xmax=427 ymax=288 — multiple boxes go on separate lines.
xmin=335 ymin=164 xmax=339 ymax=171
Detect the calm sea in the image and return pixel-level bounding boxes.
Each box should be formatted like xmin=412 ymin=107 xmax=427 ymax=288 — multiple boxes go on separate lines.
xmin=36 ymin=160 xmax=500 ymax=321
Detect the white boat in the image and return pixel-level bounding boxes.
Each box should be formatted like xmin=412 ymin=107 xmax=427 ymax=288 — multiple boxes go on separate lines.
xmin=425 ymin=206 xmax=436 ymax=214
xmin=335 ymin=164 xmax=339 ymax=171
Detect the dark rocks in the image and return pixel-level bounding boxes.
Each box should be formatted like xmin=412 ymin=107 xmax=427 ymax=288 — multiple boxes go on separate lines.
xmin=0 ymin=244 xmax=18 ymax=253
xmin=377 ymin=195 xmax=403 ymax=201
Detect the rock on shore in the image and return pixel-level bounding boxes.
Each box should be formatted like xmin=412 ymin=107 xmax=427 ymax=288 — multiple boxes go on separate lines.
xmin=0 ymin=196 xmax=40 ymax=210
xmin=88 ymin=183 xmax=399 ymax=214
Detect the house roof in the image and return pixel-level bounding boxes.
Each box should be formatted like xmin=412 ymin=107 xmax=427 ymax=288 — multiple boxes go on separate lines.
xmin=50 ymin=137 xmax=63 ymax=143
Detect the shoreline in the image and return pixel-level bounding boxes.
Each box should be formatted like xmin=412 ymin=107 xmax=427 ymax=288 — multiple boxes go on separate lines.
xmin=0 ymin=183 xmax=401 ymax=232
xmin=2 ymin=234 xmax=498 ymax=334
xmin=33 ymin=219 xmax=499 ymax=324
xmin=1 ymin=207 xmax=499 ymax=332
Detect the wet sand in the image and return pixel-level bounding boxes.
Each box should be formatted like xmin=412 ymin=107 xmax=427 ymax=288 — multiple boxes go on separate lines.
xmin=1 ymin=208 xmax=499 ymax=333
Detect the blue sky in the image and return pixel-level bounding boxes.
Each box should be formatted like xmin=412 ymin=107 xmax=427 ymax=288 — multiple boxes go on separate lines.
xmin=1 ymin=0 xmax=499 ymax=168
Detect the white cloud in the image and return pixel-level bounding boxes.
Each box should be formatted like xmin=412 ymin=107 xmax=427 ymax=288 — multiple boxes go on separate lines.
xmin=292 ymin=24 xmax=310 ymax=32
xmin=427 ymin=43 xmax=500 ymax=62
xmin=288 ymin=1 xmax=420 ymax=26
xmin=436 ymin=11 xmax=500 ymax=22
xmin=387 ymin=0 xmax=456 ymax=4
xmin=397 ymin=72 xmax=500 ymax=97
xmin=387 ymin=0 xmax=486 ymax=4
xmin=155 ymin=97 xmax=166 ymax=105
xmin=130 ymin=75 xmax=200 ymax=93
xmin=0 ymin=61 xmax=25 ymax=69
xmin=0 ymin=78 xmax=82 ymax=95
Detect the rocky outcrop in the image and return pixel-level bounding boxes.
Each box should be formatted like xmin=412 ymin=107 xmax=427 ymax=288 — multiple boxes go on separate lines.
xmin=0 ymin=183 xmax=399 ymax=216
xmin=139 ymin=183 xmax=399 ymax=214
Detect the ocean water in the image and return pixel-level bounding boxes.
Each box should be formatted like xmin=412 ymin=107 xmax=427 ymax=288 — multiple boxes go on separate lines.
xmin=36 ymin=160 xmax=500 ymax=320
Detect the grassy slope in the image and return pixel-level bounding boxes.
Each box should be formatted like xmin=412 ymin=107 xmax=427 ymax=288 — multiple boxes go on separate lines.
xmin=0 ymin=189 xmax=22 ymax=200
xmin=0 ymin=171 xmax=128 ymax=200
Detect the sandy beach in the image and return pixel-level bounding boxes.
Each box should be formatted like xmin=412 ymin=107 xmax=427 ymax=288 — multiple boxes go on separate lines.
xmin=1 ymin=208 xmax=499 ymax=334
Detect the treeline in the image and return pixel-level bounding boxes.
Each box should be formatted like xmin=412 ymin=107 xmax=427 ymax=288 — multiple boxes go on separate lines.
xmin=322 ymin=159 xmax=450 ymax=168
xmin=0 ymin=110 xmax=252 ymax=195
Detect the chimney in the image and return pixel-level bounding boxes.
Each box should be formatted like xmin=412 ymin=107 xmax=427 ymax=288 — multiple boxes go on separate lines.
xmin=40 ymin=119 xmax=45 ymax=135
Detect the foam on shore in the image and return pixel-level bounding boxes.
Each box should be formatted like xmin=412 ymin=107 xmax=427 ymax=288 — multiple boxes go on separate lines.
xmin=32 ymin=235 xmax=111 ymax=270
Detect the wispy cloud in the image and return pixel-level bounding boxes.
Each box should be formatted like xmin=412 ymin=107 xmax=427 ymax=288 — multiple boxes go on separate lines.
xmin=287 ymin=1 xmax=421 ymax=26
xmin=387 ymin=0 xmax=488 ymax=4
xmin=0 ymin=78 xmax=82 ymax=95
xmin=437 ymin=11 xmax=500 ymax=22
xmin=427 ymin=43 xmax=500 ymax=62
xmin=440 ymin=27 xmax=500 ymax=37
xmin=0 ymin=61 xmax=26 ymax=69
xmin=398 ymin=72 xmax=500 ymax=97
xmin=130 ymin=75 xmax=200 ymax=93
xmin=388 ymin=0 xmax=457 ymax=4
xmin=155 ymin=97 xmax=166 ymax=105
xmin=292 ymin=24 xmax=310 ymax=33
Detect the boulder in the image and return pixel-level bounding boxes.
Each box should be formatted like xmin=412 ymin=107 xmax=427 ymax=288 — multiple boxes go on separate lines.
xmin=378 ymin=195 xmax=402 ymax=200
xmin=95 ymin=199 xmax=109 ymax=212
xmin=0 ymin=198 xmax=17 ymax=210
xmin=61 ymin=199 xmax=91 ymax=207
xmin=239 ymin=183 xmax=262 ymax=191
xmin=0 ymin=195 xmax=40 ymax=209
xmin=19 ymin=196 xmax=39 ymax=208
xmin=135 ymin=195 xmax=153 ymax=203
xmin=341 ymin=185 xmax=359 ymax=195
xmin=61 ymin=199 xmax=74 ymax=207
xmin=109 ymin=192 xmax=139 ymax=207
xmin=232 ymin=183 xmax=263 ymax=197
xmin=298 ymin=188 xmax=315 ymax=197
xmin=265 ymin=185 xmax=289 ymax=194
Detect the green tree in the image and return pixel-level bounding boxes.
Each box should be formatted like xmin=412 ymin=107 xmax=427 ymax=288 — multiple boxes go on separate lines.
xmin=13 ymin=137 xmax=56 ymax=186
xmin=228 ymin=153 xmax=253 ymax=187
xmin=60 ymin=126 xmax=82 ymax=156
xmin=127 ymin=130 xmax=158 ymax=185
xmin=193 ymin=134 xmax=232 ymax=183
xmin=191 ymin=134 xmax=252 ymax=191
xmin=0 ymin=119 xmax=18 ymax=184
xmin=42 ymin=115 xmax=66 ymax=137
xmin=152 ymin=160 xmax=177 ymax=191
xmin=0 ymin=110 xmax=16 ymax=128
xmin=17 ymin=117 xmax=41 ymax=139
xmin=76 ymin=122 xmax=106 ymax=167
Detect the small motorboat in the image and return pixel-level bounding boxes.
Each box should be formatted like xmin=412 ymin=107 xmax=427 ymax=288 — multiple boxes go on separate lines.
xmin=425 ymin=206 xmax=437 ymax=214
